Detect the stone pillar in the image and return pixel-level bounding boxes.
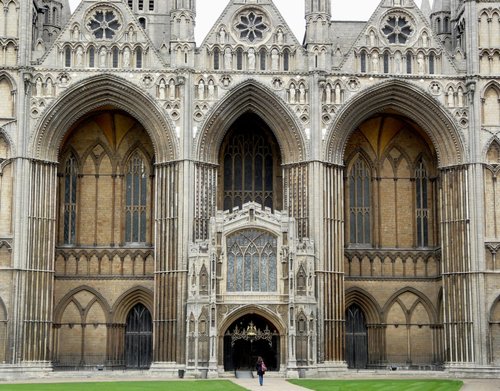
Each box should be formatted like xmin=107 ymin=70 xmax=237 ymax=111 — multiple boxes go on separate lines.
xmin=152 ymin=162 xmax=183 ymax=371
xmin=440 ymin=166 xmax=476 ymax=366
xmin=17 ymin=161 xmax=57 ymax=364
xmin=318 ymin=163 xmax=346 ymax=371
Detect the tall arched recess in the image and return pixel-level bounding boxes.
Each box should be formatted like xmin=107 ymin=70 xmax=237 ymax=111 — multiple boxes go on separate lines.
xmin=192 ymin=80 xmax=309 ymax=241
xmin=320 ymin=79 xmax=476 ymax=368
xmin=20 ymin=75 xmax=181 ymax=365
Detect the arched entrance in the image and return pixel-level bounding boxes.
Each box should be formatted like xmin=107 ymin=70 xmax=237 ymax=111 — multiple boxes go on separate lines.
xmin=345 ymin=304 xmax=368 ymax=369
xmin=223 ymin=313 xmax=280 ymax=371
xmin=125 ymin=303 xmax=153 ymax=369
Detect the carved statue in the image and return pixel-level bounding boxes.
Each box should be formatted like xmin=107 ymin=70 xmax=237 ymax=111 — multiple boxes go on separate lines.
xmin=123 ymin=47 xmax=131 ymax=68
xmin=99 ymin=47 xmax=107 ymax=68
xmin=224 ymin=47 xmax=232 ymax=70
xmin=198 ymin=79 xmax=205 ymax=100
xmin=271 ymin=48 xmax=279 ymax=71
xmin=289 ymin=83 xmax=296 ymax=104
xmin=159 ymin=79 xmax=166 ymax=100
xmin=248 ymin=48 xmax=256 ymax=71
xmin=208 ymin=80 xmax=215 ymax=100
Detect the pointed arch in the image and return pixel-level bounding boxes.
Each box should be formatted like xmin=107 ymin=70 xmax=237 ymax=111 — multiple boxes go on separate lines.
xmin=31 ymin=74 xmax=179 ymax=163
xmin=218 ymin=304 xmax=286 ymax=336
xmin=382 ymin=287 xmax=437 ymax=323
xmin=345 ymin=287 xmax=382 ymax=324
xmin=325 ymin=80 xmax=464 ymax=167
xmin=54 ymin=286 xmax=111 ymax=323
xmin=112 ymin=286 xmax=154 ymax=324
xmin=195 ymin=80 xmax=307 ymax=164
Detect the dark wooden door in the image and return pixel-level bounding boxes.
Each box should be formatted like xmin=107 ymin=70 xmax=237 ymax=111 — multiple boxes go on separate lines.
xmin=125 ymin=303 xmax=152 ymax=369
xmin=345 ymin=304 xmax=368 ymax=369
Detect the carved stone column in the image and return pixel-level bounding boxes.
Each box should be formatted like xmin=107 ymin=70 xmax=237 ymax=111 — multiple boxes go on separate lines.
xmin=17 ymin=160 xmax=57 ymax=363
xmin=318 ymin=163 xmax=346 ymax=369
xmin=440 ymin=165 xmax=475 ymax=366
xmin=152 ymin=162 xmax=183 ymax=369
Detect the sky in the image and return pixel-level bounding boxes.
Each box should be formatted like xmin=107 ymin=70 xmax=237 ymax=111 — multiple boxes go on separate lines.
xmin=68 ymin=0 xmax=426 ymax=43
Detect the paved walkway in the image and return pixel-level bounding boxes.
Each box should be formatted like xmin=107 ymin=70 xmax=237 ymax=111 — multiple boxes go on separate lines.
xmin=231 ymin=377 xmax=310 ymax=391
xmin=230 ymin=378 xmax=500 ymax=391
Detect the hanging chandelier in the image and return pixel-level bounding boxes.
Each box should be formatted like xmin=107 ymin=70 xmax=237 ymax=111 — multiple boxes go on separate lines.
xmin=227 ymin=321 xmax=277 ymax=347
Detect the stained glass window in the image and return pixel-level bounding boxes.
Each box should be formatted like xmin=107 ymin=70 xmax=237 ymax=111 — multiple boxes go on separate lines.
xmin=222 ymin=117 xmax=277 ymax=211
xmin=214 ymin=48 xmax=220 ymax=70
xmin=125 ymin=153 xmax=147 ymax=243
xmin=415 ymin=158 xmax=429 ymax=247
xmin=63 ymin=154 xmax=78 ymax=244
xmin=89 ymin=47 xmax=95 ymax=67
xmin=226 ymin=230 xmax=277 ymax=292
xmin=349 ymin=158 xmax=371 ymax=244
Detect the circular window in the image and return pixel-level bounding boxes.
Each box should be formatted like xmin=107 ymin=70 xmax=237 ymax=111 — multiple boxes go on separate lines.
xmin=87 ymin=7 xmax=122 ymax=40
xmin=381 ymin=14 xmax=414 ymax=44
xmin=234 ymin=10 xmax=269 ymax=43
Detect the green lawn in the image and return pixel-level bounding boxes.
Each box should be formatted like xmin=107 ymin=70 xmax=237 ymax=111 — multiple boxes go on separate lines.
xmin=0 ymin=381 xmax=246 ymax=391
xmin=289 ymin=379 xmax=464 ymax=391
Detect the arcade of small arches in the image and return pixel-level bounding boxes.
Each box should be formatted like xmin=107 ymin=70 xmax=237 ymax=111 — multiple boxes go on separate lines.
xmin=6 ymin=77 xmax=500 ymax=371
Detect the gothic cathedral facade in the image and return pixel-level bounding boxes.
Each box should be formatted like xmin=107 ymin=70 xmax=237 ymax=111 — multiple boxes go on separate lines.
xmin=0 ymin=0 xmax=499 ymax=378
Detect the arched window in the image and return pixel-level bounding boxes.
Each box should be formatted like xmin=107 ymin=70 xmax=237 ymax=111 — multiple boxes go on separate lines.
xmin=429 ymin=53 xmax=435 ymax=74
xmin=214 ymin=47 xmax=220 ymax=70
xmin=406 ymin=52 xmax=412 ymax=74
xmin=283 ymin=49 xmax=290 ymax=71
xmin=136 ymin=47 xmax=143 ymax=68
xmin=348 ymin=158 xmax=371 ymax=245
xmin=89 ymin=46 xmax=95 ymax=67
xmin=383 ymin=52 xmax=390 ymax=73
xmin=139 ymin=17 xmax=146 ymax=30
xmin=260 ymin=48 xmax=266 ymax=70
xmin=125 ymin=153 xmax=148 ymax=243
xmin=63 ymin=154 xmax=78 ymax=245
xmin=415 ymin=158 xmax=429 ymax=247
xmin=65 ymin=47 xmax=71 ymax=67
xmin=221 ymin=114 xmax=281 ymax=211
xmin=226 ymin=229 xmax=277 ymax=292
xmin=360 ymin=51 xmax=367 ymax=73
xmin=112 ymin=47 xmax=119 ymax=68
xmin=236 ymin=48 xmax=243 ymax=70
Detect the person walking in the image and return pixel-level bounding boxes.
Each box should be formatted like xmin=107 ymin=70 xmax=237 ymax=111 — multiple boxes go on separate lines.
xmin=255 ymin=356 xmax=266 ymax=386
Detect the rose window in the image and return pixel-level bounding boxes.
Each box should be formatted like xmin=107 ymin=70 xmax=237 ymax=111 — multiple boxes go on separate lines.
xmin=235 ymin=11 xmax=268 ymax=43
xmin=382 ymin=15 xmax=413 ymax=44
xmin=87 ymin=9 xmax=121 ymax=39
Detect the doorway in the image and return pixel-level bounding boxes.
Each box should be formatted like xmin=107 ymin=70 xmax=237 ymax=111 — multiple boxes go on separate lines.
xmin=223 ymin=313 xmax=280 ymax=371
xmin=345 ymin=304 xmax=368 ymax=369
xmin=125 ymin=303 xmax=153 ymax=369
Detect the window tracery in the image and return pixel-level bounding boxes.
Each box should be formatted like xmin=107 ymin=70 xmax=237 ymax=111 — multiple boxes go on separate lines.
xmin=348 ymin=158 xmax=371 ymax=245
xmin=235 ymin=10 xmax=269 ymax=43
xmin=226 ymin=229 xmax=277 ymax=292
xmin=125 ymin=153 xmax=148 ymax=244
xmin=415 ymin=159 xmax=429 ymax=247
xmin=63 ymin=154 xmax=78 ymax=245
xmin=382 ymin=14 xmax=414 ymax=44
xmin=87 ymin=8 xmax=122 ymax=40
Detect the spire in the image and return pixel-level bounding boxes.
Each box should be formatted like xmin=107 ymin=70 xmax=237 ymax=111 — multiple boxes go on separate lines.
xmin=421 ymin=0 xmax=432 ymax=20
xmin=432 ymin=0 xmax=451 ymax=13
xmin=60 ymin=0 xmax=72 ymax=26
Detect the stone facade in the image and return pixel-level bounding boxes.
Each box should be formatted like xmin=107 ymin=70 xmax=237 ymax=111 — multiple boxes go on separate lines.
xmin=0 ymin=0 xmax=499 ymax=378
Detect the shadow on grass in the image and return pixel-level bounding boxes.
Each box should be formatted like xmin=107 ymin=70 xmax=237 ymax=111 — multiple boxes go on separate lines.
xmin=288 ymin=379 xmax=464 ymax=391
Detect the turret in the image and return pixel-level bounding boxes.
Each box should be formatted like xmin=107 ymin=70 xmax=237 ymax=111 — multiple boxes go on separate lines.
xmin=304 ymin=0 xmax=331 ymax=70
xmin=420 ymin=0 xmax=432 ymax=21
xmin=430 ymin=0 xmax=452 ymax=50
xmin=170 ymin=0 xmax=196 ymax=67
xmin=126 ymin=0 xmax=172 ymax=50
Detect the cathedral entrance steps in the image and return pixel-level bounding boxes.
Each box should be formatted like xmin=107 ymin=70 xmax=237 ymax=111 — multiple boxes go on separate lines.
xmin=235 ymin=370 xmax=254 ymax=378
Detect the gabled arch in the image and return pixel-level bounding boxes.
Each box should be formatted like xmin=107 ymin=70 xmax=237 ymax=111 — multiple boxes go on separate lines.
xmin=31 ymin=74 xmax=179 ymax=163
xmin=382 ymin=287 xmax=437 ymax=324
xmin=325 ymin=80 xmax=464 ymax=167
xmin=54 ymin=286 xmax=111 ymax=323
xmin=195 ymin=80 xmax=307 ymax=164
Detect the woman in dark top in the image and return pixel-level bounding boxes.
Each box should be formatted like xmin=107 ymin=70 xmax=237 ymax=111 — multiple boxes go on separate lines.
xmin=256 ymin=356 xmax=266 ymax=386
